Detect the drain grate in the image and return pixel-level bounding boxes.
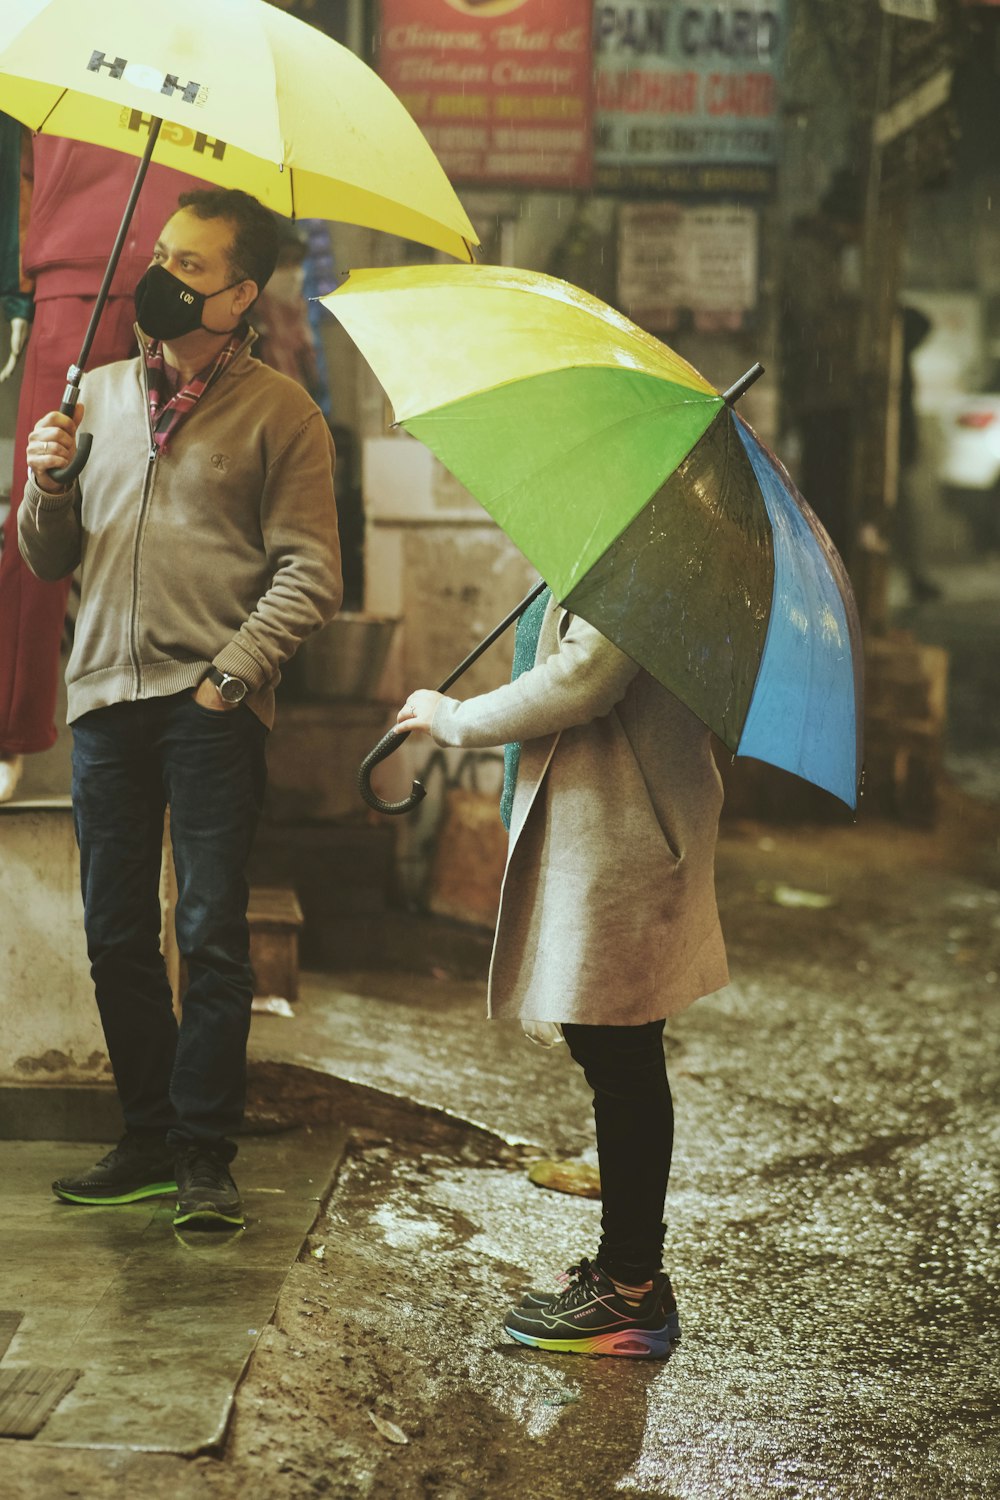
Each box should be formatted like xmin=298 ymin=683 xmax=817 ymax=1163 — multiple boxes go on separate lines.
xmin=0 ymin=1365 xmax=82 ymax=1438
xmin=0 ymin=1311 xmax=21 ymax=1362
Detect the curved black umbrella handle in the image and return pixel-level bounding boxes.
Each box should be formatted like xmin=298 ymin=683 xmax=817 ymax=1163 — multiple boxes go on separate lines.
xmin=358 ymin=727 xmax=427 ymax=816
xmin=46 ymin=369 xmax=92 ymax=487
xmin=358 ymin=577 xmax=548 ymax=817
xmin=49 ymin=423 xmax=92 ymax=487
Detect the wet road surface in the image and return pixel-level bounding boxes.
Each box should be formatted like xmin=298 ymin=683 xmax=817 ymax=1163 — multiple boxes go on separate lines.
xmin=3 ymin=794 xmax=998 ymax=1498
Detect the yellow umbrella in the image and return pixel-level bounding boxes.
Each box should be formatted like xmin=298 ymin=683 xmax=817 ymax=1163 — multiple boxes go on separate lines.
xmin=0 ymin=0 xmax=477 ymax=258
xmin=0 ymin=0 xmax=478 ymax=480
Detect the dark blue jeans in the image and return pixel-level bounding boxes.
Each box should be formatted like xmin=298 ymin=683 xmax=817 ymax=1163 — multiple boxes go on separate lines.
xmin=561 ymin=1020 xmax=673 ymax=1283
xmin=71 ymin=692 xmax=267 ymax=1155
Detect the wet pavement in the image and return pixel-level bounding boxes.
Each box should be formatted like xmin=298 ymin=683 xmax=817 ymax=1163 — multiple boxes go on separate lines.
xmin=3 ymin=556 xmax=999 ymax=1494
xmin=3 ymin=787 xmax=997 ymax=1498
xmin=241 ymin=798 xmax=999 ymax=1500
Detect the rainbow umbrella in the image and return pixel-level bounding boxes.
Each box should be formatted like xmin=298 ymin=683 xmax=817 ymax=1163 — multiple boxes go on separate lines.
xmin=321 ymin=264 xmax=863 ymax=811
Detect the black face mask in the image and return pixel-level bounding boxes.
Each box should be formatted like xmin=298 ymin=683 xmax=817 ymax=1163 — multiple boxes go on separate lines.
xmin=133 ymin=263 xmax=244 ymax=341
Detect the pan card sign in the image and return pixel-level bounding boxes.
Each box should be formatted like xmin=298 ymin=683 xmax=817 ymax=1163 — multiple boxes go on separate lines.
xmin=594 ymin=0 xmax=787 ymax=193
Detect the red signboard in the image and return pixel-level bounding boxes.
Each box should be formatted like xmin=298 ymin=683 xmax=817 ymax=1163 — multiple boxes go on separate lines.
xmin=379 ymin=0 xmax=593 ymax=189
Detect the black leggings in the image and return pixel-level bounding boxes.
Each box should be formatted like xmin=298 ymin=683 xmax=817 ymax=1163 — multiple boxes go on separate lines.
xmin=561 ymin=1019 xmax=673 ymax=1284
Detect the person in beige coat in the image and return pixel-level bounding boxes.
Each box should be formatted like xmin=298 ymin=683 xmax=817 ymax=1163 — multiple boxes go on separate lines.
xmin=397 ymin=587 xmax=729 ymax=1359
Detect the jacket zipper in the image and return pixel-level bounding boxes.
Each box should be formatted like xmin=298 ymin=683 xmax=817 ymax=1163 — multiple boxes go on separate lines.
xmin=128 ymin=441 xmax=159 ymax=698
xmin=126 ymin=332 xmax=251 ymax=698
xmin=129 ymin=357 xmax=160 ymax=698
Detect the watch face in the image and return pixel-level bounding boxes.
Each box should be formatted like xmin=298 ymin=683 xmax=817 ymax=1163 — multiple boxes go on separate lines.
xmin=220 ymin=676 xmax=247 ymax=703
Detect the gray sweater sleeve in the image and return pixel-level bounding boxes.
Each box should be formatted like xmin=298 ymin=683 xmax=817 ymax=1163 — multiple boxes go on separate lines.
xmin=430 ymin=614 xmax=639 ymax=749
xmin=212 ymin=411 xmax=344 ymax=690
xmin=17 ymin=475 xmax=82 ymax=580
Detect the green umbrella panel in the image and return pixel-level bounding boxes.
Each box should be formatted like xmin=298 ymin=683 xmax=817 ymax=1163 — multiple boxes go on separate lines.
xmin=406 ymin=370 xmax=773 ymax=749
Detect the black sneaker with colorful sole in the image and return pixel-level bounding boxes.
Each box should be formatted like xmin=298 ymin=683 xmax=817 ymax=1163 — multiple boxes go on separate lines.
xmin=505 ymin=1258 xmax=680 ymax=1358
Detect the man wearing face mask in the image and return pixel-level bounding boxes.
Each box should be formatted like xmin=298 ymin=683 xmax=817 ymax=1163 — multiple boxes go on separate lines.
xmin=18 ymin=188 xmax=343 ymax=1230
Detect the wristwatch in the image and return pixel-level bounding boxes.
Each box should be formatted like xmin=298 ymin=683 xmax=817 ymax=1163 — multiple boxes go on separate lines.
xmin=206 ymin=666 xmax=248 ymax=704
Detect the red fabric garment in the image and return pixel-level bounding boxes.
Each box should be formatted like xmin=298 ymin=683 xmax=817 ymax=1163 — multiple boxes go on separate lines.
xmin=22 ymin=136 xmax=208 ymax=302
xmin=146 ymin=331 xmax=243 ymax=452
xmin=0 ymin=296 xmax=138 ymax=752
xmin=0 ymin=139 xmax=209 ymax=755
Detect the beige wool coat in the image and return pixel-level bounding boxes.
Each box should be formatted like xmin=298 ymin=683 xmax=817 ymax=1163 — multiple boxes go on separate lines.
xmin=430 ymin=600 xmax=730 ymax=1026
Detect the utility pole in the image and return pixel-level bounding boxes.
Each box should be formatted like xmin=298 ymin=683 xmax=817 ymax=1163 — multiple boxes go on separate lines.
xmin=849 ymin=7 xmax=906 ymax=639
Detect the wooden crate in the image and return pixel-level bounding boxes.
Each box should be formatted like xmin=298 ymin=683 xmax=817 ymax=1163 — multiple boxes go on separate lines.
xmin=863 ymin=632 xmax=948 ymax=825
xmin=247 ymin=886 xmax=304 ymax=1002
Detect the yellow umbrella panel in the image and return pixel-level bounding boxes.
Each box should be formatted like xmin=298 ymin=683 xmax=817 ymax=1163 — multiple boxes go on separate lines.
xmin=0 ymin=0 xmax=478 ymax=260
xmin=322 ymin=265 xmax=721 ymax=592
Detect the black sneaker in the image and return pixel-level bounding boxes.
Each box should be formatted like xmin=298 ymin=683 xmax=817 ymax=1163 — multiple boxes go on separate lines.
xmin=173 ymin=1145 xmax=244 ymax=1229
xmin=52 ymin=1134 xmax=176 ymax=1206
xmin=505 ymin=1259 xmax=680 ymax=1358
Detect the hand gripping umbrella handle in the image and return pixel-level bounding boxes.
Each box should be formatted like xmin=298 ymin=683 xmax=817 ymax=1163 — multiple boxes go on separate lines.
xmin=358 ymin=578 xmax=549 ymax=816
xmin=357 ymin=727 xmax=427 ymax=817
xmin=48 ymin=431 xmax=93 ymax=488
xmin=49 ymin=375 xmax=92 ymax=487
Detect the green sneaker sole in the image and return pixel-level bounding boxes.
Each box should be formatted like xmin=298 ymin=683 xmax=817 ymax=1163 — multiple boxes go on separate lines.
xmin=172 ymin=1204 xmax=245 ymax=1229
xmin=53 ymin=1179 xmax=177 ymax=1206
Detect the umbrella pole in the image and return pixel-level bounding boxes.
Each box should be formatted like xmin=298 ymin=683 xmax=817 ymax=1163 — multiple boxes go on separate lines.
xmin=358 ymin=578 xmax=548 ymax=815
xmin=49 ymin=117 xmax=164 ymax=486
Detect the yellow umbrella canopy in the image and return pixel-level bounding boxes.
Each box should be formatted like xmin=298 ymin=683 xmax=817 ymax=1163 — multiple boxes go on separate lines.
xmin=0 ymin=0 xmax=478 ymax=260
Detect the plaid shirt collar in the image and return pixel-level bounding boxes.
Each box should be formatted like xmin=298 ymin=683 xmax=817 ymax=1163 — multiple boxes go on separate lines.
xmin=145 ymin=328 xmax=245 ymax=452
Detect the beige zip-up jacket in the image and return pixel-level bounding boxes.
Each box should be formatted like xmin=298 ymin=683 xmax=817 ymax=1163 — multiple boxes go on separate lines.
xmin=18 ymin=330 xmax=342 ymax=728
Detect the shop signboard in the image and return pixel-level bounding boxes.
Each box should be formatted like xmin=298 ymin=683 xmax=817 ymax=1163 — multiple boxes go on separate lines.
xmin=880 ymin=0 xmax=937 ymax=17
xmin=378 ymin=0 xmax=593 ymax=189
xmin=594 ymin=0 xmax=788 ymax=194
xmin=617 ymin=200 xmax=758 ymax=331
xmin=878 ymin=0 xmax=960 ymax=189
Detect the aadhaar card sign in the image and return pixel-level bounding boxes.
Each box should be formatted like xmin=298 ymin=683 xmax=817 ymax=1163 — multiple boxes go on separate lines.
xmin=379 ymin=0 xmax=593 ymax=188
xmin=594 ymin=0 xmax=787 ymax=194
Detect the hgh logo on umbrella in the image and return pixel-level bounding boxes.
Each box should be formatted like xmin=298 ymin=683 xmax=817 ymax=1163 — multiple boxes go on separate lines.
xmin=87 ymin=50 xmax=208 ymax=107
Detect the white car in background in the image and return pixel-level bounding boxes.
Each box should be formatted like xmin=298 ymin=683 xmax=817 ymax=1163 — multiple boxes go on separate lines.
xmin=938 ymin=370 xmax=1000 ymax=552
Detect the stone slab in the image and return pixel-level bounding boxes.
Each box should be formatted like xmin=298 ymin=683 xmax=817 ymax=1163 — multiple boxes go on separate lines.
xmin=0 ymin=1127 xmax=348 ymax=1453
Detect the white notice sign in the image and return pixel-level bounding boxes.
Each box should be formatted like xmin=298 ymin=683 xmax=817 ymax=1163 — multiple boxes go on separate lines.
xmin=618 ymin=202 xmax=759 ymax=332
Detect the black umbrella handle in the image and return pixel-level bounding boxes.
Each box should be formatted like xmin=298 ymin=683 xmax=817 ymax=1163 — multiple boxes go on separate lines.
xmin=48 ymin=369 xmax=92 ymax=487
xmin=358 ymin=578 xmax=548 ymax=816
xmin=49 ymin=116 xmax=163 ymax=488
xmin=357 ymin=727 xmax=427 ymax=816
xmin=48 ymin=430 xmax=92 ymax=487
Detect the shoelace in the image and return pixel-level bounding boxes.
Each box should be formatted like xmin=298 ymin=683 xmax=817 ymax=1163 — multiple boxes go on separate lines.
xmin=176 ymin=1149 xmax=226 ymax=1190
xmin=101 ymin=1137 xmax=153 ymax=1168
xmin=550 ymin=1258 xmax=602 ymax=1311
